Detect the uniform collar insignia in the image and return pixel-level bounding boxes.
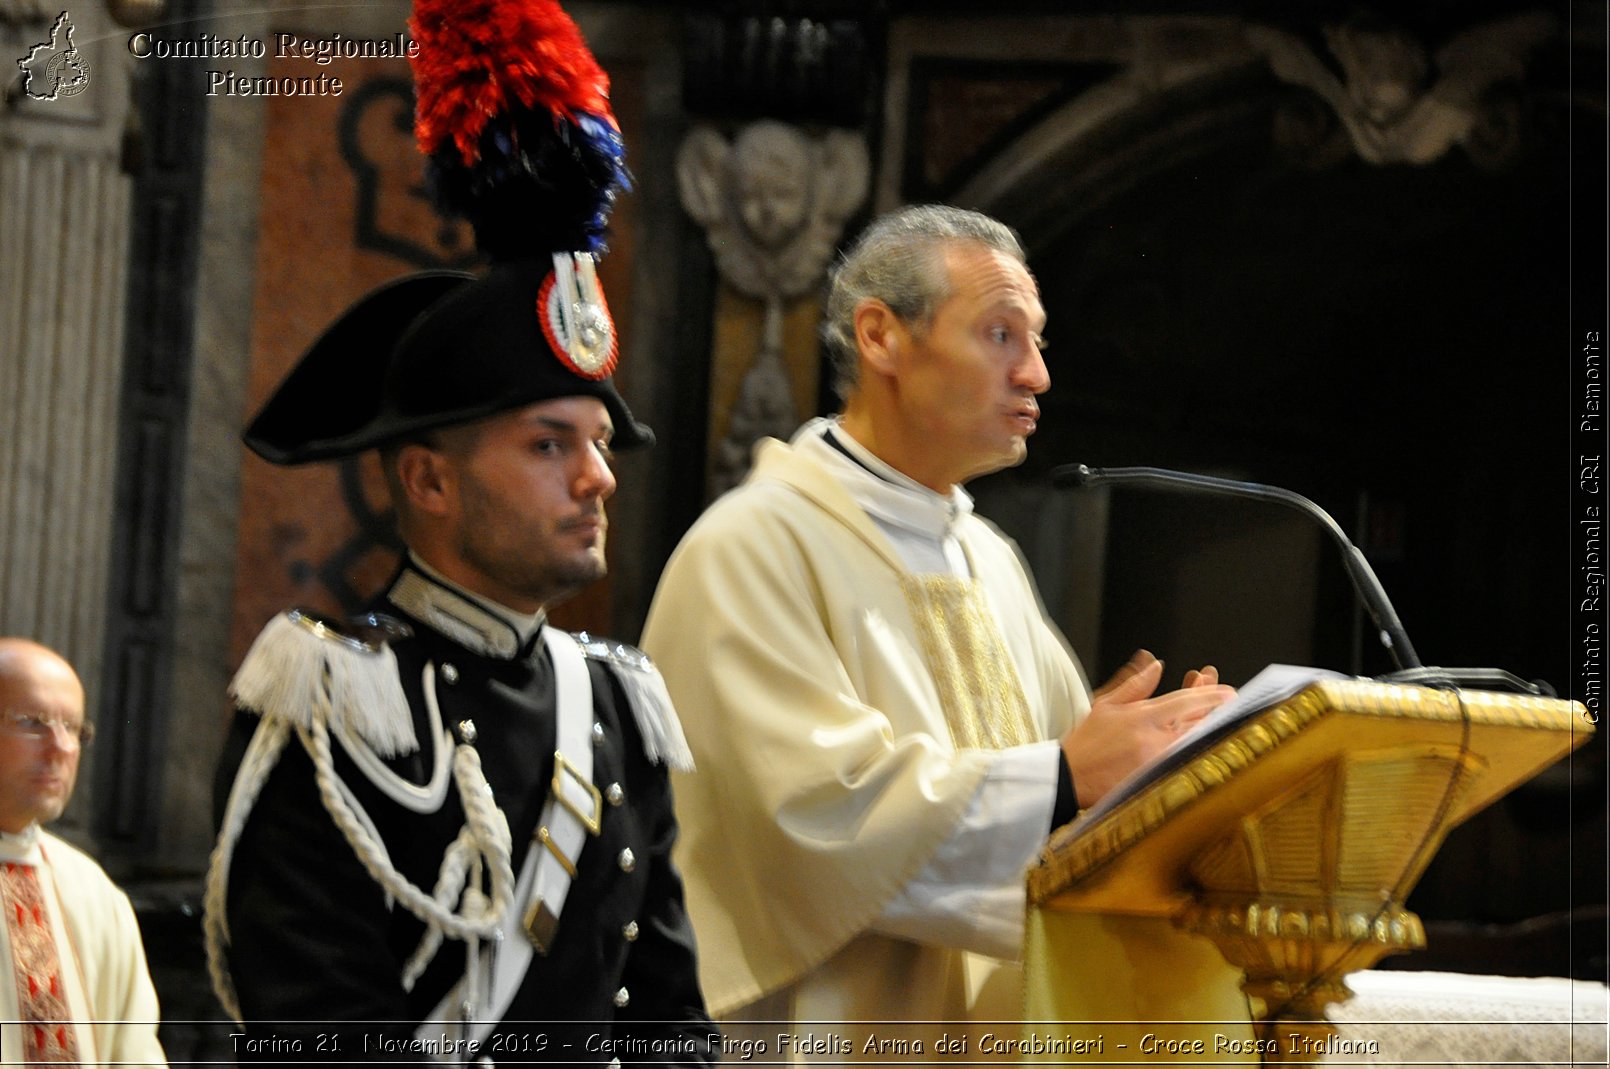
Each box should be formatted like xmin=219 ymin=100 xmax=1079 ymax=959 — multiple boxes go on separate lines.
xmin=387 ymin=558 xmax=546 ymax=661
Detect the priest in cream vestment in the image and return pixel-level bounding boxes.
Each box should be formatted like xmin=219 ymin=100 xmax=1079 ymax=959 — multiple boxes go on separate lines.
xmin=0 ymin=827 xmax=166 ymax=1067
xmin=642 ymin=206 xmax=1232 ymax=1057
xmin=0 ymin=638 xmax=166 ymax=1067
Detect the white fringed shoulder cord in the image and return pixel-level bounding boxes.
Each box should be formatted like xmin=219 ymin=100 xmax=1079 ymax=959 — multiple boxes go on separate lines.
xmin=203 ymin=612 xmax=513 ymax=1024
xmin=201 ymin=614 xmax=694 ymax=1037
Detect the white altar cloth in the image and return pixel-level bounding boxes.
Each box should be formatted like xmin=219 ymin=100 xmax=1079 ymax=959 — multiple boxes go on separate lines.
xmin=1325 ymin=970 xmax=1608 ymax=1067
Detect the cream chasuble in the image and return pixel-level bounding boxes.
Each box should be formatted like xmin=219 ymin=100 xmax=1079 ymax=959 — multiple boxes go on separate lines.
xmin=0 ymin=827 xmax=166 ymax=1068
xmin=644 ymin=426 xmax=1090 ymax=1059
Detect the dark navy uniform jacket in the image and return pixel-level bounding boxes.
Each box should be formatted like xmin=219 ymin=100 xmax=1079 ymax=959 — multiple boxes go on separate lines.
xmin=214 ymin=563 xmax=718 ymax=1065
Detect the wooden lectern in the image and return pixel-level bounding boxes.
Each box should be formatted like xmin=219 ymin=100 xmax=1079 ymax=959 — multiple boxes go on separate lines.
xmin=1023 ymin=680 xmax=1594 ymax=1066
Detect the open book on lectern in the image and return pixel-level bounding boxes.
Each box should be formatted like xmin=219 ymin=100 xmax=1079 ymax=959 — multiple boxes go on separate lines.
xmin=1072 ymin=664 xmax=1356 ymax=829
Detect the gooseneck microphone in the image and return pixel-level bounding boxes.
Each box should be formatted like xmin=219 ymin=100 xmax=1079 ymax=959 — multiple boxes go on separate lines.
xmin=1050 ymin=463 xmax=1423 ymax=672
xmin=1053 ymin=463 xmax=1555 ymax=694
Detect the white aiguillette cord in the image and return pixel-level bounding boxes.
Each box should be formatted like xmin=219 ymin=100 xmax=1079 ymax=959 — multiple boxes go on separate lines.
xmin=420 ymin=629 xmax=599 ymax=1052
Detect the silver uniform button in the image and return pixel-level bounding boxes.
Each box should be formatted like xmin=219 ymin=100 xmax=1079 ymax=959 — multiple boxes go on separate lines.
xmin=591 ymin=721 xmax=606 ymax=744
xmin=618 ymin=847 xmax=636 ymax=873
xmin=456 ymin=719 xmax=477 ymax=745
xmin=622 ymin=920 xmax=639 ymax=942
xmin=441 ymin=663 xmax=460 ymax=684
xmin=606 ymin=783 xmax=625 ymax=806
xmin=613 ymin=987 xmax=630 ymax=1008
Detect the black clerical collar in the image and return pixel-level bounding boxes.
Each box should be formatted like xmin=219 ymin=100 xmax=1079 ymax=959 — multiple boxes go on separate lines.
xmin=821 ymin=422 xmax=880 ymax=477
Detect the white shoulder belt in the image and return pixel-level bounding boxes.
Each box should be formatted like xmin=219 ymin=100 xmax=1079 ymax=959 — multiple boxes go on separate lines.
xmin=420 ymin=628 xmax=597 ymax=1050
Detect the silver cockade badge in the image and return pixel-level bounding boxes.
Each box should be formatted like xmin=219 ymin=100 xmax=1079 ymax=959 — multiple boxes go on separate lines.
xmin=539 ymin=252 xmax=618 ymax=380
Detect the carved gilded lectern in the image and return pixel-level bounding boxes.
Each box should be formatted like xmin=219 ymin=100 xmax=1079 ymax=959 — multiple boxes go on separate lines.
xmin=1024 ymin=680 xmax=1593 ymax=1066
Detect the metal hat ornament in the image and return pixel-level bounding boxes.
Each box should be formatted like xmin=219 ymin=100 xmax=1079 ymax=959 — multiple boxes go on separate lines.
xmin=243 ymin=0 xmax=650 ymax=465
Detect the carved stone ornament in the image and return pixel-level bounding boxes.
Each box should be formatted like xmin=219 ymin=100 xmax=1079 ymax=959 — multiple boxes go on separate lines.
xmin=709 ymin=344 xmax=799 ymax=499
xmin=677 ymin=120 xmax=870 ymax=494
xmin=679 ymin=120 xmax=869 ymax=306
xmin=1247 ymin=13 xmax=1556 ymax=169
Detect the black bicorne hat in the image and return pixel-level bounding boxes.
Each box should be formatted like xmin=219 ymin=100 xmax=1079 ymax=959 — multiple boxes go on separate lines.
xmin=243 ymin=265 xmax=653 ymax=465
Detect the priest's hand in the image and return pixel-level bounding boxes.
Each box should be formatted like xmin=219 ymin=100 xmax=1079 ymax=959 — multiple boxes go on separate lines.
xmin=1059 ymin=650 xmax=1234 ymax=809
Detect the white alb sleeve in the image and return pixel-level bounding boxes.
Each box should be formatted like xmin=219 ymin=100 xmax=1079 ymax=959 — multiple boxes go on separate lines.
xmin=870 ymin=739 xmax=1061 ymax=960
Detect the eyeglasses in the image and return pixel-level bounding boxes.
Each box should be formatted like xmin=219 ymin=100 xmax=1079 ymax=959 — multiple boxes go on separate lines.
xmin=0 ymin=710 xmax=94 ymax=747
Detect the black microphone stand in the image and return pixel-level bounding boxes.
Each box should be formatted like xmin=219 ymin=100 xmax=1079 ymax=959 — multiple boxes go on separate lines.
xmin=1053 ymin=463 xmax=1552 ymax=696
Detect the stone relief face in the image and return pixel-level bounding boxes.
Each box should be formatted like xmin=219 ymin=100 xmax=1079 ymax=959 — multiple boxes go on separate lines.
xmin=730 ymin=125 xmax=813 ymax=248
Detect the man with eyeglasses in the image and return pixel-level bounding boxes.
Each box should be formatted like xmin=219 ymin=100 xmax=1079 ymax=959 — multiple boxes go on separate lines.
xmin=0 ymin=637 xmax=167 ymax=1066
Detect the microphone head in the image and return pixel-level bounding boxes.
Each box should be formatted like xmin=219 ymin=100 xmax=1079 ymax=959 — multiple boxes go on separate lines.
xmin=1050 ymin=463 xmax=1099 ymax=488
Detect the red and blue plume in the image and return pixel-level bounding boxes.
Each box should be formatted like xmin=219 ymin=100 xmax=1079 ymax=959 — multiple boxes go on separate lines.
xmin=409 ymin=0 xmax=630 ymax=258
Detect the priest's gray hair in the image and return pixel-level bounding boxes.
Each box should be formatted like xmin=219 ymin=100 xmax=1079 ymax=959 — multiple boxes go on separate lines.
xmin=821 ymin=204 xmax=1025 ymax=399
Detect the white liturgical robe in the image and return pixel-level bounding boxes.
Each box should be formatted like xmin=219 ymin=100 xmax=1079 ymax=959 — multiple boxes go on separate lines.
xmin=0 ymin=826 xmax=166 ymax=1068
xmin=644 ymin=420 xmax=1091 ymax=1054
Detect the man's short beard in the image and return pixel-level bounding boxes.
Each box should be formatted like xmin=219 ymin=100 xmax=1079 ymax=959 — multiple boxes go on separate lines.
xmin=461 ymin=538 xmax=607 ymax=609
xmin=532 ymin=554 xmax=609 ymax=606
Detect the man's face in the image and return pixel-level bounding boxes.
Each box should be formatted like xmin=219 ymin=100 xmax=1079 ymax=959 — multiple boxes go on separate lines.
xmin=0 ymin=648 xmax=86 ymax=834
xmin=438 ymin=397 xmax=618 ymax=613
xmin=887 ymin=242 xmax=1050 ymax=487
